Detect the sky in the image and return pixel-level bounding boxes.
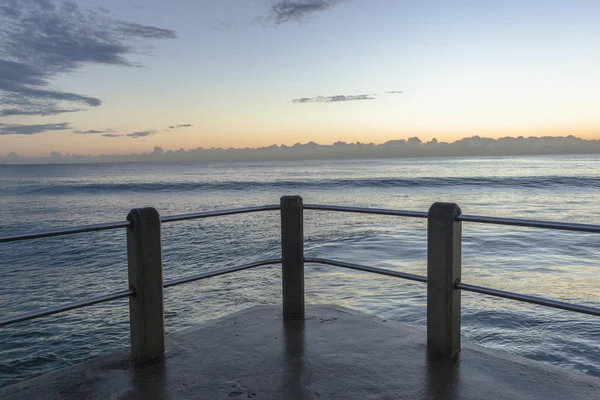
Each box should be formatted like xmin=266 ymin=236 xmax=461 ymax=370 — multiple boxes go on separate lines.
xmin=1 ymin=0 xmax=600 ymax=157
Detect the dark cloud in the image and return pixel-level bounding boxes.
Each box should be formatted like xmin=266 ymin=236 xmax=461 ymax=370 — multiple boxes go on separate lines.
xmin=102 ymin=133 xmax=122 ymax=138
xmin=267 ymin=0 xmax=346 ymax=24
xmin=386 ymin=91 xmax=403 ymax=94
xmin=74 ymin=129 xmax=115 ymax=134
xmin=0 ymin=106 xmax=83 ymax=117
xmin=291 ymin=94 xmax=376 ymax=103
xmin=127 ymin=130 xmax=156 ymax=138
xmin=167 ymin=124 xmax=193 ymax=129
xmin=0 ymin=122 xmax=70 ymax=135
xmin=0 ymin=1 xmax=176 ymax=117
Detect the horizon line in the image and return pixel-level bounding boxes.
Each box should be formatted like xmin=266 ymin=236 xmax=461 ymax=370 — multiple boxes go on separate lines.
xmin=2 ymin=134 xmax=600 ymax=164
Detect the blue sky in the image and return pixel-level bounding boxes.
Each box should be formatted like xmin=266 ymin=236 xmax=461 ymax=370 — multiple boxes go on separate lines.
xmin=1 ymin=0 xmax=599 ymax=156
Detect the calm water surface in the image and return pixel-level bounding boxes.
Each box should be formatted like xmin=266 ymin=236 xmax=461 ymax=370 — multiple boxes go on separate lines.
xmin=1 ymin=155 xmax=599 ymax=386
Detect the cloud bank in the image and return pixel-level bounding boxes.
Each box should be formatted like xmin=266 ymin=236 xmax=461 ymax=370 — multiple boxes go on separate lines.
xmin=3 ymin=135 xmax=599 ymax=164
xmin=0 ymin=0 xmax=176 ymax=117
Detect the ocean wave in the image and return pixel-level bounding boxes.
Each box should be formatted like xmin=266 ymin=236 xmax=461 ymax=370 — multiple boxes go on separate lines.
xmin=7 ymin=175 xmax=600 ymax=195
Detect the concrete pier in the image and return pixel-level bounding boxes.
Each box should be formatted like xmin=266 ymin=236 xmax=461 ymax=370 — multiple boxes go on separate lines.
xmin=2 ymin=305 xmax=599 ymax=400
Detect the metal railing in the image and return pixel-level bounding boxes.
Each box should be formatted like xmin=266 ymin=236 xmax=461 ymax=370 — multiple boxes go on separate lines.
xmin=0 ymin=205 xmax=281 ymax=243
xmin=1 ymin=196 xmax=599 ymax=362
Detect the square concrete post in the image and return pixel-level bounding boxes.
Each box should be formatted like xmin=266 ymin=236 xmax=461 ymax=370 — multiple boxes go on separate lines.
xmin=126 ymin=207 xmax=165 ymax=363
xmin=280 ymin=196 xmax=305 ymax=320
xmin=427 ymin=202 xmax=462 ymax=357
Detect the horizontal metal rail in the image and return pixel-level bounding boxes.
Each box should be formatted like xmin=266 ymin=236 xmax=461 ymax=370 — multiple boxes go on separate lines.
xmin=308 ymin=258 xmax=600 ymax=317
xmin=0 ymin=221 xmax=131 ymax=243
xmin=458 ymin=214 xmax=600 ymax=233
xmin=456 ymin=282 xmax=600 ymax=317
xmin=161 ymin=205 xmax=280 ymax=223
xmin=0 ymin=288 xmax=135 ymax=328
xmin=0 ymin=259 xmax=282 ymax=328
xmin=163 ymin=258 xmax=282 ymax=288
xmin=305 ymin=204 xmax=600 ymax=232
xmin=4 ymin=204 xmax=599 ymax=244
xmin=0 ymin=205 xmax=281 ymax=243
xmin=304 ymin=204 xmax=428 ymax=219
xmin=305 ymin=257 xmax=427 ymax=283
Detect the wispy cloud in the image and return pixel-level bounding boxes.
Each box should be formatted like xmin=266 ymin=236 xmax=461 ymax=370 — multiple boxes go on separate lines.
xmin=266 ymin=0 xmax=346 ymax=24
xmin=127 ymin=130 xmax=156 ymax=138
xmin=291 ymin=90 xmax=403 ymax=103
xmin=74 ymin=129 xmax=115 ymax=134
xmin=75 ymin=129 xmax=159 ymax=138
xmin=212 ymin=22 xmax=236 ymax=30
xmin=291 ymin=94 xmax=376 ymax=103
xmin=0 ymin=0 xmax=176 ymax=117
xmin=167 ymin=124 xmax=193 ymax=129
xmin=0 ymin=122 xmax=71 ymax=135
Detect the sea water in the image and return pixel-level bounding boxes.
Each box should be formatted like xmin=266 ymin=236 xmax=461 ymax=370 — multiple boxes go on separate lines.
xmin=1 ymin=155 xmax=599 ymax=386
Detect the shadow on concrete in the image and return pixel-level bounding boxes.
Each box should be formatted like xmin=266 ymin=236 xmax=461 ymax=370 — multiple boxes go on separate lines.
xmin=425 ymin=353 xmax=461 ymax=400
xmin=283 ymin=319 xmax=308 ymax=400
xmin=123 ymin=358 xmax=168 ymax=400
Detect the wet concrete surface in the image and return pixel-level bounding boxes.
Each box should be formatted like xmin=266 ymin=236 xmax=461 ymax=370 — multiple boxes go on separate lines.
xmin=2 ymin=304 xmax=599 ymax=399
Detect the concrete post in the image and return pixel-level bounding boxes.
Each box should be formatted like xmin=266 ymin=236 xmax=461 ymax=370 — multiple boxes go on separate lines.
xmin=126 ymin=207 xmax=165 ymax=363
xmin=427 ymin=202 xmax=462 ymax=357
xmin=281 ymin=196 xmax=305 ymax=320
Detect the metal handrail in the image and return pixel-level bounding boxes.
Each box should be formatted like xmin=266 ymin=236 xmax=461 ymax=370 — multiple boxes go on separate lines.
xmin=0 ymin=221 xmax=131 ymax=243
xmin=306 ymin=257 xmax=600 ymax=317
xmin=163 ymin=258 xmax=281 ymax=288
xmin=3 ymin=203 xmax=600 ymax=244
xmin=161 ymin=205 xmax=280 ymax=223
xmin=305 ymin=257 xmax=427 ymax=283
xmin=456 ymin=282 xmax=600 ymax=317
xmin=0 ymin=288 xmax=135 ymax=328
xmin=0 ymin=258 xmax=283 ymax=327
xmin=458 ymin=214 xmax=600 ymax=233
xmin=305 ymin=204 xmax=600 ymax=233
xmin=304 ymin=204 xmax=429 ymax=219
xmin=0 ymin=205 xmax=281 ymax=243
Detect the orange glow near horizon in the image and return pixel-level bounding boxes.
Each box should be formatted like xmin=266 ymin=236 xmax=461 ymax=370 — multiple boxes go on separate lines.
xmin=2 ymin=123 xmax=599 ymax=158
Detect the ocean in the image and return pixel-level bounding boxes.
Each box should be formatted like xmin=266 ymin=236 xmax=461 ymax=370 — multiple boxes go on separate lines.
xmin=1 ymin=155 xmax=599 ymax=387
